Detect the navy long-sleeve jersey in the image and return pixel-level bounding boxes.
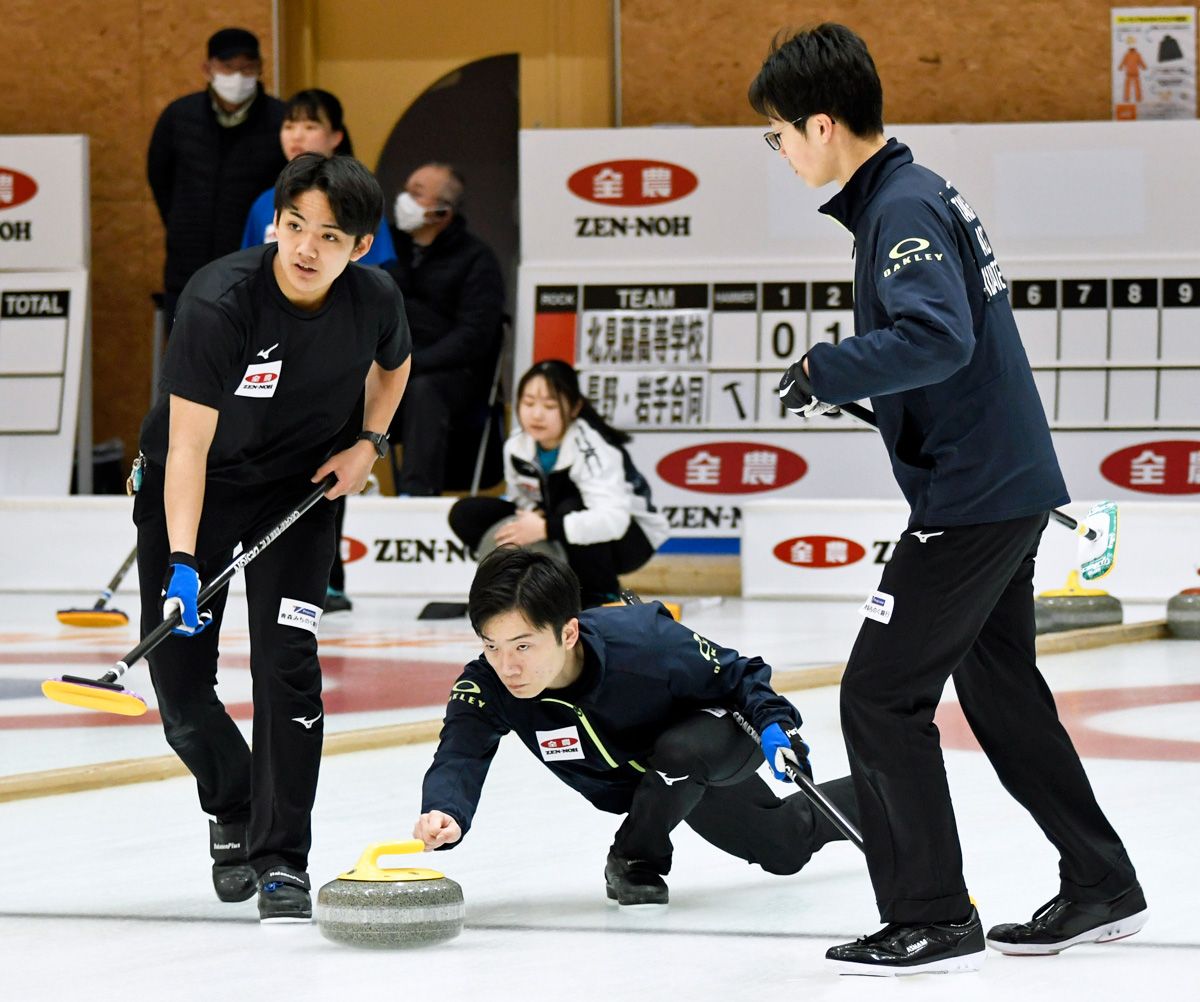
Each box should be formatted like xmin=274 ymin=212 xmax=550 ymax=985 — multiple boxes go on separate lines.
xmin=420 ymin=602 xmax=801 ymax=843
xmin=807 ymin=139 xmax=1069 ymax=527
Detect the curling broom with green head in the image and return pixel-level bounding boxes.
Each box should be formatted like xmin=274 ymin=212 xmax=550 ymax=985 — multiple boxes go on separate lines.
xmin=833 ymin=400 xmax=1118 ymax=580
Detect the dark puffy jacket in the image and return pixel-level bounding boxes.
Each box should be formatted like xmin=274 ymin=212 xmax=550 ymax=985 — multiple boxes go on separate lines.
xmin=807 ymin=139 xmax=1068 ymax=527
xmin=387 ymin=214 xmax=505 ymax=377
xmin=420 ymin=602 xmax=801 ymax=843
xmin=147 ymin=86 xmax=286 ymax=295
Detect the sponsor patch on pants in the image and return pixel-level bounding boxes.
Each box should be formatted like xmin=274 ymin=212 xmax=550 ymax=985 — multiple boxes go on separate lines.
xmin=277 ymin=597 xmax=321 ymax=634
xmin=535 ymin=725 xmax=585 ymax=762
xmin=859 ymin=590 xmax=894 ymax=624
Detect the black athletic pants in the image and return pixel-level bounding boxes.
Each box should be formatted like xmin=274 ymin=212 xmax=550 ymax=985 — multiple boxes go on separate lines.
xmin=328 ymin=495 xmax=346 ymax=592
xmin=611 ymin=711 xmax=858 ymax=875
xmin=133 ymin=462 xmax=337 ymax=874
xmin=449 ymin=495 xmax=655 ymax=605
xmin=840 ymin=513 xmax=1137 ymax=924
xmin=390 ymin=368 xmax=480 ymax=495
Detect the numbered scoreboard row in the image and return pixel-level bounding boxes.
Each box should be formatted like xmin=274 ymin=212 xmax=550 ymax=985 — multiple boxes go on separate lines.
xmin=537 ymin=280 xmax=1200 ymax=376
xmin=580 ymin=368 xmax=870 ymax=431
xmin=577 ymin=363 xmax=1200 ymax=432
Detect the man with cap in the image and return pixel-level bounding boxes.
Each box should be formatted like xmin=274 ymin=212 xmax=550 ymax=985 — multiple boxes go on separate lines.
xmin=148 ymin=27 xmax=287 ymax=332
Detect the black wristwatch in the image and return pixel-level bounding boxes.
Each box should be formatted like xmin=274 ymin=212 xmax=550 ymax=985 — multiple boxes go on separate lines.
xmin=356 ymin=430 xmax=389 ymax=458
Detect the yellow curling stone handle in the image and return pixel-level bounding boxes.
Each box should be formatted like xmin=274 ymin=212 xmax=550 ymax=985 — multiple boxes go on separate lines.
xmin=1039 ymin=570 xmax=1110 ymax=598
xmin=338 ymin=840 xmax=446 ymax=882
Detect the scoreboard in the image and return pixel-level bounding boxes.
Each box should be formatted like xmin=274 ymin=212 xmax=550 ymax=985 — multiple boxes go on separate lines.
xmin=517 ymin=123 xmax=1200 ymax=543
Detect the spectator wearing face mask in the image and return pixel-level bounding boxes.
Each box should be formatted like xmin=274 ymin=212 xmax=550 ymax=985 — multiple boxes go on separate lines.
xmin=386 ymin=163 xmax=506 ymax=496
xmin=147 ymin=27 xmax=287 ymax=332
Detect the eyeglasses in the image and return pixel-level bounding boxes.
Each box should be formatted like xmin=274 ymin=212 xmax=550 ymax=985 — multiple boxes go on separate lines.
xmin=763 ymin=115 xmax=808 ymax=151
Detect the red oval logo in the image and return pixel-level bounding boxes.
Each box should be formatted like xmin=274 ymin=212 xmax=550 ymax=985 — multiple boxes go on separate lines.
xmin=341 ymin=535 xmax=368 ymax=564
xmin=567 ymin=159 xmax=698 ymax=207
xmin=245 ymin=371 xmax=277 ymax=384
xmin=772 ymin=536 xmax=866 ymax=568
xmin=656 ymin=442 xmax=806 ymax=495
xmin=1100 ymin=440 xmax=1200 ymax=495
xmin=0 ymin=168 xmax=38 ymax=210
xmin=541 ymin=737 xmax=579 ymax=750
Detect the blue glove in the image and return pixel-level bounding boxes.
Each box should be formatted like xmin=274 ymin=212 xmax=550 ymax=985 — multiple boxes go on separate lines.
xmin=760 ymin=722 xmax=813 ymax=782
xmin=778 ymin=357 xmax=836 ymax=418
xmin=162 ymin=552 xmax=211 ymax=636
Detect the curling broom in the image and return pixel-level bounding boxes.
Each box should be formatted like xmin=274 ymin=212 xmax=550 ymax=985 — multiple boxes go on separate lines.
xmin=616 ymin=589 xmax=866 ymax=852
xmin=833 ymin=400 xmax=1118 ymax=581
xmin=56 ymin=545 xmax=137 ymax=628
xmin=42 ymin=476 xmax=336 ymax=717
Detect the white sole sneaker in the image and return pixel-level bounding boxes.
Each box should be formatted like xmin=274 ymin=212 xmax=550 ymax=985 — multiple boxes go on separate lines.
xmin=986 ymin=908 xmax=1149 ymax=956
xmin=828 ymin=948 xmax=985 ymax=977
xmin=260 ymin=915 xmax=312 ymax=925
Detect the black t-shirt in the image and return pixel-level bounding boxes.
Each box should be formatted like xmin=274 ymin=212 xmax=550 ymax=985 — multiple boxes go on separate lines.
xmin=140 ymin=244 xmax=411 ymax=486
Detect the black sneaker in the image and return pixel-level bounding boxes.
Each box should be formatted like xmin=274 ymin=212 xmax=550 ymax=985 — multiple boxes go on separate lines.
xmin=604 ymin=852 xmax=669 ymax=906
xmin=986 ymin=885 xmax=1148 ymax=955
xmin=324 ymin=588 xmax=352 ymax=614
xmin=209 ymin=819 xmax=256 ymax=903
xmin=826 ymin=908 xmax=986 ymax=976
xmin=257 ymin=866 xmax=312 ymax=923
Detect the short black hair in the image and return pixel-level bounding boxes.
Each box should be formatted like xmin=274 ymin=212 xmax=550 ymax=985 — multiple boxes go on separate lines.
xmin=273 ymin=152 xmax=382 ymax=240
xmin=468 ymin=548 xmax=581 ymax=640
xmin=748 ymin=23 xmax=884 ymax=139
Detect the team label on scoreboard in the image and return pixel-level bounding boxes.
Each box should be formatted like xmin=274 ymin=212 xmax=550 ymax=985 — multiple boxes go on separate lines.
xmin=534 ymin=281 xmax=855 ymax=431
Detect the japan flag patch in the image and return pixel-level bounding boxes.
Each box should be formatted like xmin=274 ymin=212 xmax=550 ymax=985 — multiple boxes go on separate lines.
xmin=859 ymin=590 xmax=894 ymax=625
xmin=235 ymin=359 xmax=283 ymax=398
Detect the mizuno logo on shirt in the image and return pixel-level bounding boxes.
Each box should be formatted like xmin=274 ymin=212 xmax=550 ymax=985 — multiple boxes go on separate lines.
xmin=256 ymin=342 xmax=280 ymax=360
xmin=657 ymin=772 xmax=690 ymax=786
xmin=292 ymin=713 xmax=322 ymax=729
xmin=911 ymin=530 xmax=944 ymax=543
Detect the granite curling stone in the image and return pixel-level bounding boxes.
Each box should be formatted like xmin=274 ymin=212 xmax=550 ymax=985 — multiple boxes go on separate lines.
xmin=1167 ymin=587 xmax=1200 ymax=639
xmin=317 ymin=840 xmax=464 ymax=948
xmin=1034 ymin=571 xmax=1123 ymax=635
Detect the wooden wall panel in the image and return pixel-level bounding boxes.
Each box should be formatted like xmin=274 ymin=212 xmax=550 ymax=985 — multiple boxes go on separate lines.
xmin=620 ymin=0 xmax=1194 ymax=126
xmin=0 ymin=0 xmax=274 ymax=472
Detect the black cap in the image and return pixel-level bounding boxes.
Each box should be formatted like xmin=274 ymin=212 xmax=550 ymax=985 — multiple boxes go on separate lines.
xmin=207 ymin=27 xmax=261 ymax=62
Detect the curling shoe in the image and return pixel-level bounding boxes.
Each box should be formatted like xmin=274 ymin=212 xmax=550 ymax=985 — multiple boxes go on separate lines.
xmin=604 ymin=852 xmax=669 ymax=906
xmin=209 ymin=820 xmax=256 ymax=903
xmin=257 ymin=866 xmax=312 ymax=923
xmin=826 ymin=908 xmax=985 ymax=976
xmin=986 ymin=885 xmax=1148 ymax=955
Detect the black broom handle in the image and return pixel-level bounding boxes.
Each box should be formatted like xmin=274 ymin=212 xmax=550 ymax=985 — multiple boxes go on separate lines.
xmin=98 ymin=476 xmax=336 ymax=685
xmin=834 ymin=400 xmax=1095 ymax=540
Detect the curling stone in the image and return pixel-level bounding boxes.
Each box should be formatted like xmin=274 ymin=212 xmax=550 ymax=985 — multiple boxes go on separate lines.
xmin=1035 ymin=571 xmax=1123 ymax=635
xmin=1167 ymin=588 xmax=1200 ymax=639
xmin=317 ymin=840 xmax=464 ymax=949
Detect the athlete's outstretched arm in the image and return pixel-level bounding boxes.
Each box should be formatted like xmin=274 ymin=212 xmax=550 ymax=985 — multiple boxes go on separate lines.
xmin=164 ymin=394 xmax=219 ymax=555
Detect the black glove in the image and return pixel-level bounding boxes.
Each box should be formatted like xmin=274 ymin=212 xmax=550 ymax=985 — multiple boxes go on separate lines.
xmin=778 ymin=357 xmax=836 ymax=418
xmin=760 ymin=722 xmax=813 ymax=782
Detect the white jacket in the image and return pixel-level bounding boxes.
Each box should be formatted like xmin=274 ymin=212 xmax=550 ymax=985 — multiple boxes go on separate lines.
xmin=504 ymin=421 xmax=670 ymax=549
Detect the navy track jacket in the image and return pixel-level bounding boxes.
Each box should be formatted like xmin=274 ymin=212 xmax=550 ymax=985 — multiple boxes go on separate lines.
xmin=419 ymin=602 xmax=801 ymax=843
xmin=807 ymin=139 xmax=1069 ymax=527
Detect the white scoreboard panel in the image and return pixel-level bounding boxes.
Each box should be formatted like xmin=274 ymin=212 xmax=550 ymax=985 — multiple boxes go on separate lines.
xmin=517 ymin=123 xmax=1200 ymax=545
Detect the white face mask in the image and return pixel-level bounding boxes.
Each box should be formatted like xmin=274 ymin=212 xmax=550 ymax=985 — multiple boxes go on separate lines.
xmin=211 ymin=72 xmax=258 ymax=105
xmin=394 ymin=191 xmax=433 ymax=232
